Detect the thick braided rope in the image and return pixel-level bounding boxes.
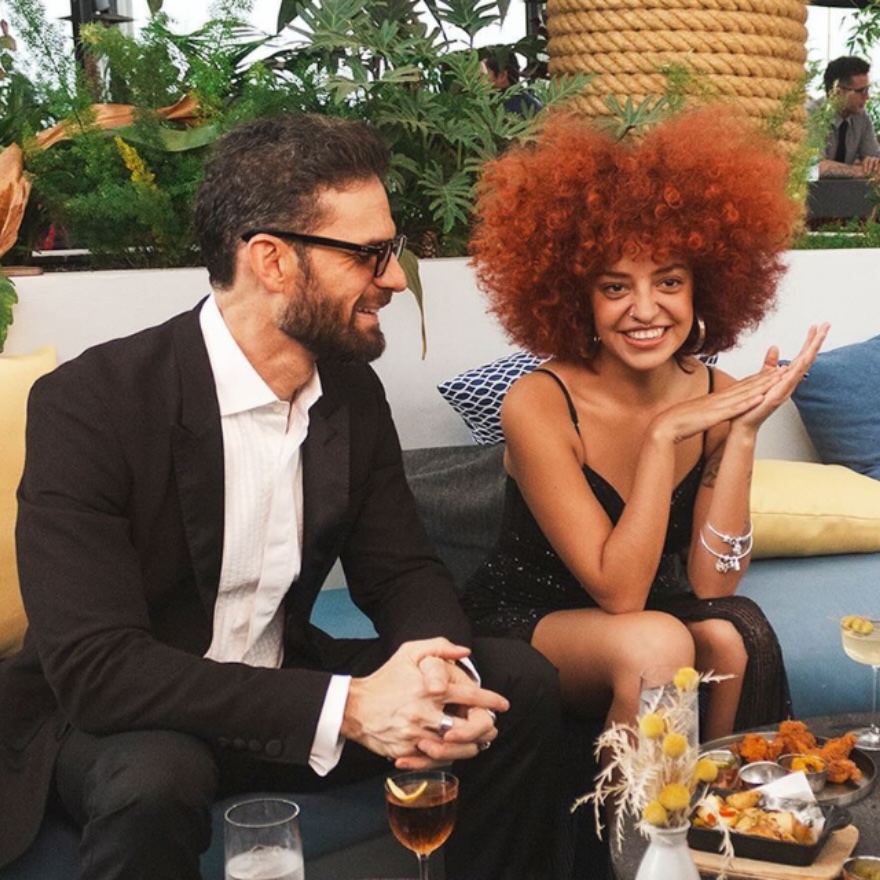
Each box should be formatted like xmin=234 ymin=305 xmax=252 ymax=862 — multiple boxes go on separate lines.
xmin=547 ymin=0 xmax=809 ymax=151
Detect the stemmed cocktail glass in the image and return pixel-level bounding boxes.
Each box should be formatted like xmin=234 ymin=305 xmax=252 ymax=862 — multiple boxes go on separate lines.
xmin=385 ymin=770 xmax=458 ymax=880
xmin=841 ymin=616 xmax=880 ymax=750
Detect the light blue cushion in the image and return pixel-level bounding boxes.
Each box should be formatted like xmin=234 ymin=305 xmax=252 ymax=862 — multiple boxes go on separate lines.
xmin=790 ymin=334 xmax=880 ymax=480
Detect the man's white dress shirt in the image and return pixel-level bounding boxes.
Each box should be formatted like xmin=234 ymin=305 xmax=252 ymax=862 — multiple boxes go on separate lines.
xmin=200 ymin=294 xmax=349 ymax=774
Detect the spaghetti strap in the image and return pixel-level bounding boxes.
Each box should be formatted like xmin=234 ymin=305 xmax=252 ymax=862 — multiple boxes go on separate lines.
xmin=532 ymin=368 xmax=580 ymax=435
xmin=702 ymin=364 xmax=715 ymax=456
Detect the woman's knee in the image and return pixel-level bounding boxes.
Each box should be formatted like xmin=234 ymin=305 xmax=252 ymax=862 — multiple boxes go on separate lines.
xmin=619 ymin=612 xmax=695 ymax=673
xmin=691 ymin=619 xmax=748 ymax=672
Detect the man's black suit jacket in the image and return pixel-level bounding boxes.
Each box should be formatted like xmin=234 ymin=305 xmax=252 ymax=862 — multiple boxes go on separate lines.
xmin=0 ymin=304 xmax=472 ymax=865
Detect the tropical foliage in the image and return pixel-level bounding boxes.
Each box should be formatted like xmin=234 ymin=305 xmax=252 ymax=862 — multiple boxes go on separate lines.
xmin=0 ymin=0 xmax=589 ymax=268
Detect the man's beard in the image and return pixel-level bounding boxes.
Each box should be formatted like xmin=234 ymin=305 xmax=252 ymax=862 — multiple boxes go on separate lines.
xmin=278 ymin=273 xmax=387 ymax=363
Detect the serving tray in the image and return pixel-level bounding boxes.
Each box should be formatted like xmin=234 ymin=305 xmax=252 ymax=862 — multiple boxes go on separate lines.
xmin=688 ymin=801 xmax=851 ymax=866
xmin=701 ymin=730 xmax=877 ymax=807
xmin=690 ymin=823 xmax=858 ymax=880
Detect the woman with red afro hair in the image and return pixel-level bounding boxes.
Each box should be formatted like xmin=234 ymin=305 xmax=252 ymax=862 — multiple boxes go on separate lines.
xmin=462 ymin=106 xmax=828 ymax=740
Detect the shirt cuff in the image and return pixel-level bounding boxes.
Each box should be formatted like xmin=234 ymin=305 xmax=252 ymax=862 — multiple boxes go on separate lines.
xmin=309 ymin=674 xmax=351 ymax=776
xmin=458 ymin=656 xmax=480 ymax=684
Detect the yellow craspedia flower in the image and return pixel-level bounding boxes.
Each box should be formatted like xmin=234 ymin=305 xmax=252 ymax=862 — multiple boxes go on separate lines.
xmin=642 ymin=800 xmax=668 ymax=827
xmin=673 ymin=666 xmax=700 ymax=692
xmin=662 ymin=732 xmax=688 ymax=758
xmin=638 ymin=712 xmax=666 ymax=738
xmin=658 ymin=783 xmax=691 ymax=812
xmin=695 ymin=758 xmax=719 ymax=783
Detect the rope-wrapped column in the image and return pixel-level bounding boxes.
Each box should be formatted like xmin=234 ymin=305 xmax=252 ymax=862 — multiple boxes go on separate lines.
xmin=547 ymin=0 xmax=809 ymax=152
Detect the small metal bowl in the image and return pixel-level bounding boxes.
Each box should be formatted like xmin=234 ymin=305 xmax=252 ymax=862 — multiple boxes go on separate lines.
xmin=778 ymin=752 xmax=828 ymax=793
xmin=700 ymin=748 xmax=741 ymax=788
xmin=843 ymin=856 xmax=880 ymax=880
xmin=737 ymin=760 xmax=789 ymax=789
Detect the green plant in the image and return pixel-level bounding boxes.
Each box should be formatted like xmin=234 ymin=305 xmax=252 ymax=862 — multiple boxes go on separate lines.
xmin=847 ymin=2 xmax=880 ymax=133
xmin=5 ymin=0 xmax=305 ymax=268
xmin=0 ymin=0 xmax=590 ymax=268
xmin=263 ymin=0 xmax=589 ymax=256
xmin=0 ymin=271 xmax=15 ymax=351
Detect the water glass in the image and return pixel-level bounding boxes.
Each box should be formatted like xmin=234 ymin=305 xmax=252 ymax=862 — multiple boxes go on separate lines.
xmin=224 ymin=797 xmax=304 ymax=880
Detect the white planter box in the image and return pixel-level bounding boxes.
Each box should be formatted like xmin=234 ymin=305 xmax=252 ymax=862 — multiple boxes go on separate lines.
xmin=4 ymin=249 xmax=877 ymax=455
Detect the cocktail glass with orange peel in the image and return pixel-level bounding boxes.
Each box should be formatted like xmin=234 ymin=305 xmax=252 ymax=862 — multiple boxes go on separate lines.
xmin=385 ymin=770 xmax=458 ymax=880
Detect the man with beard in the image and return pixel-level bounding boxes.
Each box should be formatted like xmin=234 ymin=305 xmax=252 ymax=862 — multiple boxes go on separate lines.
xmin=0 ymin=114 xmax=561 ymax=880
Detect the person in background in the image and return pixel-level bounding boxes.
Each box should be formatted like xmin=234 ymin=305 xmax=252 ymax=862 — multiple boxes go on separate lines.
xmin=462 ymin=106 xmax=828 ymax=747
xmin=481 ymin=50 xmax=543 ymax=116
xmin=0 ymin=113 xmax=561 ymax=880
xmin=819 ymin=55 xmax=880 ymax=179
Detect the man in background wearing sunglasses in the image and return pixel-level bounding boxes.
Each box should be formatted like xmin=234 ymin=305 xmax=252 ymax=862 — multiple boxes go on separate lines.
xmin=819 ymin=55 xmax=880 ymax=179
xmin=0 ymin=114 xmax=561 ymax=880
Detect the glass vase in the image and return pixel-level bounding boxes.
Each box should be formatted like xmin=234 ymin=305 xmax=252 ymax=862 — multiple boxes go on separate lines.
xmin=639 ymin=665 xmax=699 ymax=749
xmin=634 ymin=823 xmax=700 ymax=880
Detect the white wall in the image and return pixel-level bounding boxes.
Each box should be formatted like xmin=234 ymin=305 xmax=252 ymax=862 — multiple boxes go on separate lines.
xmin=4 ymin=249 xmax=878 ymax=458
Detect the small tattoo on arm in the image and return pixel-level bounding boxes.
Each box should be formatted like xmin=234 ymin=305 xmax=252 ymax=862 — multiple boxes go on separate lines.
xmin=701 ymin=457 xmax=721 ymax=488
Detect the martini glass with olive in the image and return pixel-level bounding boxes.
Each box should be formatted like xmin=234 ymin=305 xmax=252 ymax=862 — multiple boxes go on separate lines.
xmin=841 ymin=616 xmax=880 ymax=750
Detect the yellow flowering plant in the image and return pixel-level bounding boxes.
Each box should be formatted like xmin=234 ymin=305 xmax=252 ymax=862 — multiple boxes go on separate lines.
xmin=575 ymin=665 xmax=734 ymax=861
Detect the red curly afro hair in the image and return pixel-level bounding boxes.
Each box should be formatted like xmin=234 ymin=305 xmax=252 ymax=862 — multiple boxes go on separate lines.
xmin=470 ymin=105 xmax=799 ymax=362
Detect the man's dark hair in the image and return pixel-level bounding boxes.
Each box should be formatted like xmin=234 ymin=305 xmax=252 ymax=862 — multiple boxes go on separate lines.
xmin=484 ymin=50 xmax=521 ymax=85
xmin=824 ymin=55 xmax=871 ymax=94
xmin=194 ymin=114 xmax=390 ymax=288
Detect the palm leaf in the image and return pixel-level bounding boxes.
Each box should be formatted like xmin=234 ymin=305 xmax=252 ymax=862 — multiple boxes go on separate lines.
xmin=110 ymin=123 xmax=219 ymax=152
xmin=398 ymin=248 xmax=426 ymax=357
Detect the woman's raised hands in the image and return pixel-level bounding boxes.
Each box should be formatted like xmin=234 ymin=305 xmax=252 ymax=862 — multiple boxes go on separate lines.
xmin=729 ymin=323 xmax=829 ymax=434
xmin=648 ymin=324 xmax=829 ymax=446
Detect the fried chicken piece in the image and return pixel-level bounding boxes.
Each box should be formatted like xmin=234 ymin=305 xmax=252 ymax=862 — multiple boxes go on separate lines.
xmin=808 ymin=733 xmax=861 ymax=784
xmin=817 ymin=732 xmax=857 ymax=761
xmin=736 ymin=723 xmax=863 ymax=785
xmin=774 ymin=720 xmax=817 ymax=756
xmin=825 ymin=757 xmax=862 ymax=785
xmin=739 ymin=733 xmax=773 ymax=763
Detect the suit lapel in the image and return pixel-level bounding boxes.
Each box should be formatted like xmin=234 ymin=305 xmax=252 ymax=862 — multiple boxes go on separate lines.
xmin=169 ymin=308 xmax=225 ymax=613
xmin=292 ymin=368 xmax=350 ymax=619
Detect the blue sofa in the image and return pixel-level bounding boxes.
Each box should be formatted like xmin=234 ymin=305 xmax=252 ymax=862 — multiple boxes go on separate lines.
xmin=4 ymin=438 xmax=878 ymax=879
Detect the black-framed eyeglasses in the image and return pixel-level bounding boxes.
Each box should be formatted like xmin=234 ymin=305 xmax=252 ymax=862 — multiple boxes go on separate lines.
xmin=840 ymin=85 xmax=871 ymax=96
xmin=241 ymin=228 xmax=406 ymax=277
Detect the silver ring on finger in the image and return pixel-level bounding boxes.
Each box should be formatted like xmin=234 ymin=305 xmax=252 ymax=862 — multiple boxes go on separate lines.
xmin=478 ymin=740 xmax=491 ymax=751
xmin=437 ymin=713 xmax=455 ymax=735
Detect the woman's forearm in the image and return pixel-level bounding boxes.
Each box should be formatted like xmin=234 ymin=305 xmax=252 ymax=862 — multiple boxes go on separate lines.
xmin=688 ymin=429 xmax=756 ymax=597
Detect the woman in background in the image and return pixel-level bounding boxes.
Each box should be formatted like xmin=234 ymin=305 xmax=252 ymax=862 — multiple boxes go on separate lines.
xmin=462 ymin=106 xmax=827 ymax=740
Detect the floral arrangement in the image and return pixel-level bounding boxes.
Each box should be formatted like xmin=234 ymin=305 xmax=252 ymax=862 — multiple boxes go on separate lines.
xmin=574 ymin=665 xmax=734 ymax=861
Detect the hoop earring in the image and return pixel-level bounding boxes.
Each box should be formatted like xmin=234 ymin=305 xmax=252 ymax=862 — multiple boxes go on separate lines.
xmin=689 ymin=315 xmax=706 ymax=354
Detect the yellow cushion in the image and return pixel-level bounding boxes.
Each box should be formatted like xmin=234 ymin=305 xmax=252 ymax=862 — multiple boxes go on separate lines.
xmin=0 ymin=345 xmax=56 ymax=657
xmin=751 ymin=459 xmax=880 ymax=558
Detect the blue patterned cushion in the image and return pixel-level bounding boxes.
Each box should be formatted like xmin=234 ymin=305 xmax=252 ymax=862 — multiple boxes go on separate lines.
xmin=438 ymin=351 xmax=719 ymax=446
xmin=437 ymin=351 xmax=545 ymax=445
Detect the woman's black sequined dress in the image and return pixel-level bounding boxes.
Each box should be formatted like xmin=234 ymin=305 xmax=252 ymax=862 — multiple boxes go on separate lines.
xmin=461 ymin=369 xmax=791 ymax=731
